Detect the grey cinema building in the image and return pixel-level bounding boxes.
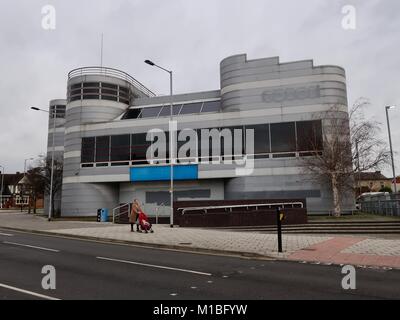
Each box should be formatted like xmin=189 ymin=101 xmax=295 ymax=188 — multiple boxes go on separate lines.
xmin=47 ymin=54 xmax=354 ymax=217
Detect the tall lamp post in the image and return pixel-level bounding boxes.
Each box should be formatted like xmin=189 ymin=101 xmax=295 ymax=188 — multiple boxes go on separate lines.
xmin=385 ymin=106 xmax=397 ymax=194
xmin=145 ymin=59 xmax=174 ymax=228
xmin=24 ymin=158 xmax=34 ymax=175
xmin=23 ymin=158 xmax=34 ymax=211
xmin=0 ymin=165 xmax=4 ymax=209
xmin=31 ymin=106 xmax=57 ymax=221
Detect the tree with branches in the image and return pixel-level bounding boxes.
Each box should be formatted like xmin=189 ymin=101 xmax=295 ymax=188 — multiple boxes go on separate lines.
xmin=25 ymin=166 xmax=45 ymax=214
xmin=26 ymin=156 xmax=63 ymax=217
xmin=301 ymin=99 xmax=390 ymax=216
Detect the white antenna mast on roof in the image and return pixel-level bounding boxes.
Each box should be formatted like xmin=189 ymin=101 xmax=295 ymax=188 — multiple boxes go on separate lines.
xmin=100 ymin=33 xmax=104 ymax=67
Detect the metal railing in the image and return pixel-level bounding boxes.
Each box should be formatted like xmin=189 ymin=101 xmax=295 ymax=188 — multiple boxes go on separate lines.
xmin=112 ymin=202 xmax=169 ymax=224
xmin=80 ymin=151 xmax=319 ymax=168
xmin=360 ymin=199 xmax=400 ymax=216
xmin=68 ymin=67 xmax=156 ymax=97
xmin=179 ymin=202 xmax=304 ymax=215
xmin=154 ymin=202 xmax=166 ymax=224
xmin=112 ymin=203 xmax=131 ymax=224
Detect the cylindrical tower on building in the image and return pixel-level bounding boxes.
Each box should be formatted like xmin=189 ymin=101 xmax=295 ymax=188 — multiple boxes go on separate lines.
xmin=45 ymin=99 xmax=67 ymax=216
xmin=47 ymin=99 xmax=66 ymax=160
xmin=61 ymin=67 xmax=155 ymax=216
xmin=220 ymin=54 xmax=353 ymax=213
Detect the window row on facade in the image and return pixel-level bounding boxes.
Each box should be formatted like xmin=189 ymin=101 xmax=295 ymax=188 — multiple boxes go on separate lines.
xmin=68 ymin=82 xmax=131 ymax=104
xmin=81 ymin=120 xmax=323 ymax=166
xmin=122 ymin=100 xmax=221 ymax=120
xmin=49 ymin=105 xmax=66 ymax=119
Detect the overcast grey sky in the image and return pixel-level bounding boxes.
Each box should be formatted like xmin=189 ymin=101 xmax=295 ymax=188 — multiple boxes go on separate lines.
xmin=0 ymin=0 xmax=399 ymax=176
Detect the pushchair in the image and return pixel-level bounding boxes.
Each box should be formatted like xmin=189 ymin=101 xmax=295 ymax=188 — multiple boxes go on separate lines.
xmin=138 ymin=211 xmax=154 ymax=233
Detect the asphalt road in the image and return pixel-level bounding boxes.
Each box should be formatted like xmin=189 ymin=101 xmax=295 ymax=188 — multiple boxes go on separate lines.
xmin=0 ymin=228 xmax=399 ymax=300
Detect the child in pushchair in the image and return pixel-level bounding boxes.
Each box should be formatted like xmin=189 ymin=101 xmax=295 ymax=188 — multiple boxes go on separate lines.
xmin=138 ymin=211 xmax=154 ymax=233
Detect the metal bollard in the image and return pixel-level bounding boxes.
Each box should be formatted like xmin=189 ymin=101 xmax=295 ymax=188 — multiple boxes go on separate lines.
xmin=276 ymin=207 xmax=285 ymax=253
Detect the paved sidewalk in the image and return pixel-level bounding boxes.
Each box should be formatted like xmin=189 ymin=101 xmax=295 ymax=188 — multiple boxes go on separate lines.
xmin=1 ymin=210 xmax=400 ymax=269
xmin=0 ymin=210 xmax=114 ymax=230
xmin=288 ymin=237 xmax=400 ymax=268
xmin=45 ymin=224 xmax=331 ymax=258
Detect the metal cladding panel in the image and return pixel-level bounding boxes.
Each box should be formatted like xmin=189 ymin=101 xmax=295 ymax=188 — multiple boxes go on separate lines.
xmin=130 ymin=165 xmax=198 ymax=182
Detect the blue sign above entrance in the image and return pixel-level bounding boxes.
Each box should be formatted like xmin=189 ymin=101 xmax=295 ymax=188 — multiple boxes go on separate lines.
xmin=130 ymin=164 xmax=198 ymax=182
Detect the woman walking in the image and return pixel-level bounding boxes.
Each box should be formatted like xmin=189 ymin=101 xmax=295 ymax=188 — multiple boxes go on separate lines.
xmin=129 ymin=199 xmax=140 ymax=232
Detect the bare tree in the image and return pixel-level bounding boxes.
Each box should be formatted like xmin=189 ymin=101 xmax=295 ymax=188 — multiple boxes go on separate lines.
xmin=25 ymin=167 xmax=45 ymax=214
xmin=302 ymin=99 xmax=390 ymax=217
xmin=26 ymin=156 xmax=63 ymax=217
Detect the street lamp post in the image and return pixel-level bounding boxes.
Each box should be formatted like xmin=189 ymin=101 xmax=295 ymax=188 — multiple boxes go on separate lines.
xmin=23 ymin=158 xmax=34 ymax=213
xmin=31 ymin=106 xmax=57 ymax=221
xmin=385 ymin=106 xmax=397 ymax=194
xmin=0 ymin=165 xmax=4 ymax=209
xmin=24 ymin=158 xmax=34 ymax=175
xmin=145 ymin=60 xmax=174 ymax=228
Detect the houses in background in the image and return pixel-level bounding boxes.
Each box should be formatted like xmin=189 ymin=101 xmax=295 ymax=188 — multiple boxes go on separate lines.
xmin=354 ymin=171 xmax=397 ymax=197
xmin=0 ymin=172 xmax=44 ymax=209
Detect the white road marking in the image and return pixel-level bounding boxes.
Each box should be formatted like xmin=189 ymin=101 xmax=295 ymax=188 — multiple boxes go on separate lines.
xmin=3 ymin=241 xmax=60 ymax=253
xmin=0 ymin=283 xmax=60 ymax=300
xmin=191 ymin=286 xmax=197 ymax=289
xmin=96 ymin=257 xmax=212 ymax=276
xmin=0 ymin=232 xmax=13 ymax=237
xmin=170 ymin=293 xmax=178 ymax=296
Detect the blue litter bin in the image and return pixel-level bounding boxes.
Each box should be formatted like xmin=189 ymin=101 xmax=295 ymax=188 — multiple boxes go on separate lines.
xmin=100 ymin=208 xmax=109 ymax=222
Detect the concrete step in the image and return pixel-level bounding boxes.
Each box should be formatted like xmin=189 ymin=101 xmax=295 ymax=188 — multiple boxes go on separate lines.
xmin=223 ymin=225 xmax=400 ymax=232
xmin=215 ymin=226 xmax=400 ymax=232
xmin=258 ymin=230 xmax=400 ymax=235
xmin=307 ymin=220 xmax=400 ymax=225
xmin=232 ymin=228 xmax=400 ymax=233
xmin=233 ymin=227 xmax=400 ymax=232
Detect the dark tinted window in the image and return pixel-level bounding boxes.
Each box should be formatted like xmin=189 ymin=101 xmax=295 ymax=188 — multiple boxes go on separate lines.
xmin=197 ymin=128 xmax=221 ymax=159
xmin=111 ymin=135 xmax=130 ymax=161
xmin=81 ymin=137 xmax=95 ymax=163
xmin=83 ymin=82 xmax=100 ymax=88
xmin=102 ymin=83 xmax=118 ymax=90
xmin=51 ymin=105 xmax=66 ymax=119
xmin=180 ymin=102 xmax=203 ymax=115
xmin=122 ymin=108 xmax=141 ymax=119
xmin=131 ymin=133 xmax=150 ymax=162
xmin=245 ymin=124 xmax=270 ymax=154
xmin=119 ymin=91 xmax=129 ymax=99
xmin=221 ymin=126 xmax=244 ymax=156
xmin=177 ymin=130 xmax=194 ymax=159
xmin=83 ymin=95 xmax=100 ymax=100
xmin=71 ymin=83 xmax=82 ymax=90
xmin=158 ymin=104 xmax=182 ymax=117
xmin=70 ymin=89 xmax=81 ymax=96
xmin=102 ymin=88 xmax=118 ymax=95
xmin=201 ymin=100 xmax=220 ymax=113
xmin=296 ymin=120 xmax=323 ymax=151
xmin=270 ymin=122 xmax=296 ymax=153
xmin=95 ymin=136 xmax=110 ymax=162
xmin=101 ymin=95 xmax=118 ymax=101
xmin=140 ymin=107 xmax=162 ymax=118
xmin=50 ymin=105 xmax=66 ymax=114
xmin=83 ymin=88 xmax=100 ymax=94
xmin=119 ymin=86 xmax=129 ymax=93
